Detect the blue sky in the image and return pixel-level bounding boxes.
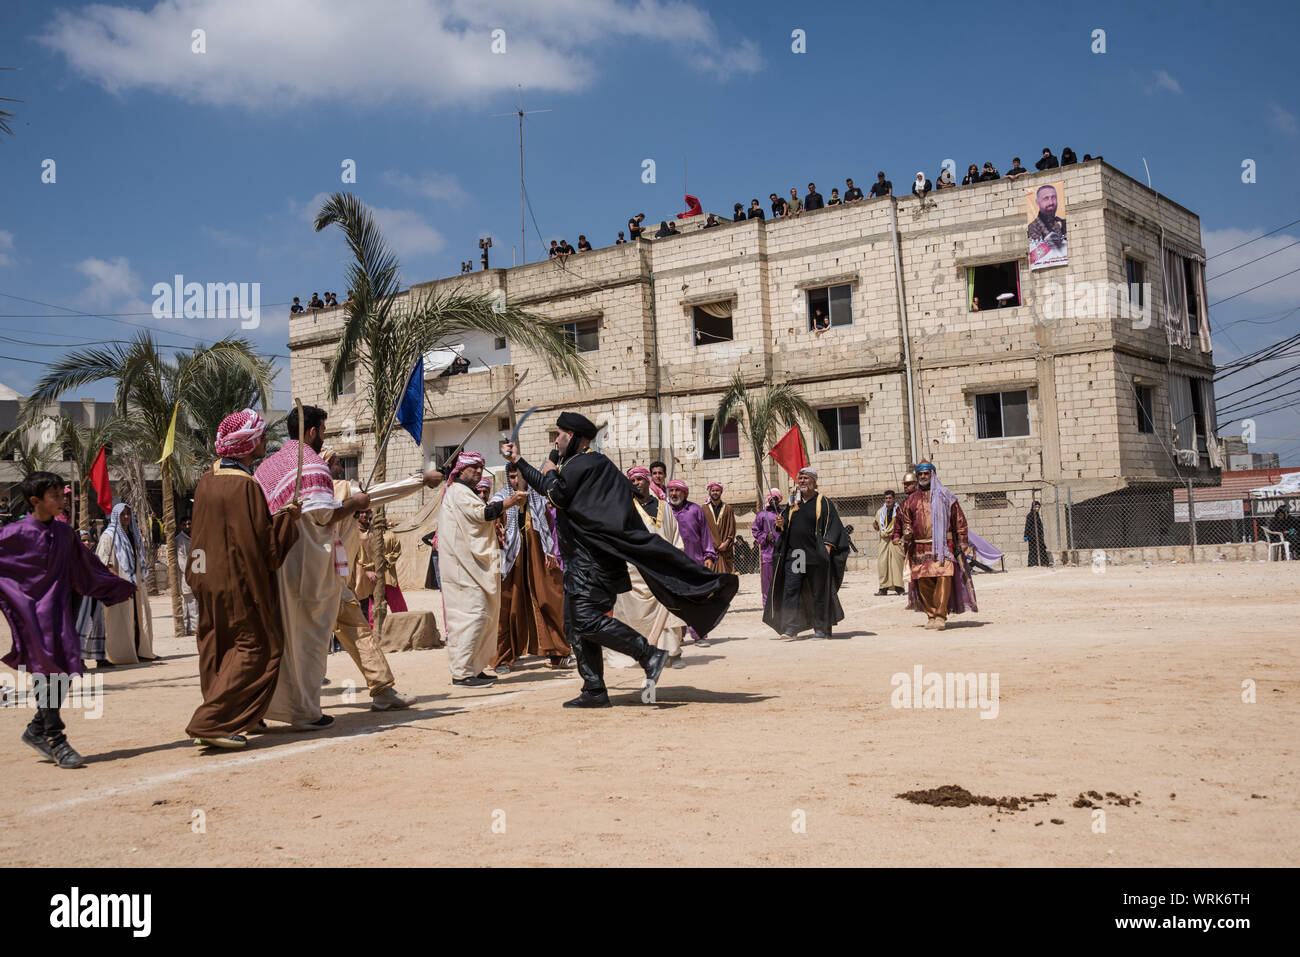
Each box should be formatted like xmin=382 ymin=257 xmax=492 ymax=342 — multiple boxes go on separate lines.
xmin=1 ymin=0 xmax=1298 ymax=463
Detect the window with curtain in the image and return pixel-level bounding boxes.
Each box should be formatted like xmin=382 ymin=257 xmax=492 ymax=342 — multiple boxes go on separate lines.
xmin=1169 ymin=374 xmax=1196 ymax=458
xmin=1197 ymin=377 xmax=1221 ymax=467
xmin=700 ymin=416 xmax=739 ymax=459
xmin=1162 ymin=248 xmax=1189 ymax=349
xmin=692 ymin=301 xmax=734 ymax=345
xmin=966 ymin=262 xmax=1021 ymax=311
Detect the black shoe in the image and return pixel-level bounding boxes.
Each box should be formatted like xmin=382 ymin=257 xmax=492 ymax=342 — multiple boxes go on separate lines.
xmin=95 ymin=660 xmax=115 ymax=668
xmin=475 ymin=672 xmax=498 ymax=683
xmin=641 ymin=648 xmax=669 ymax=704
xmin=305 ymin=714 xmax=334 ymax=729
xmin=563 ymin=693 xmax=612 ymax=709
xmin=50 ymin=740 xmax=86 ymax=769
xmin=893 ymin=587 xmax=905 ymax=595
xmin=876 ymin=589 xmax=888 ymax=596
xmin=22 ymin=728 xmax=53 ymax=760
xmin=452 ymin=676 xmax=495 ymax=687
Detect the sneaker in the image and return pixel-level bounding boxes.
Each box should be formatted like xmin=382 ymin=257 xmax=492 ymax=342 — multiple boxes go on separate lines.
xmin=494 ymin=663 xmax=511 ymax=676
xmin=669 ymin=654 xmax=686 ymax=669
xmin=694 ymin=639 xmax=711 ymax=648
xmin=876 ymin=589 xmax=888 ymax=596
xmin=370 ymin=688 xmax=416 ymax=711
xmin=304 ymin=714 xmax=334 ymax=729
xmin=452 ymin=675 xmax=495 ymax=688
xmin=321 ymin=678 xmax=331 ymax=686
xmin=50 ymin=740 xmax=86 ymax=769
xmin=192 ymin=735 xmax=248 ymax=750
xmin=22 ymin=728 xmax=53 ymax=760
xmin=563 ymin=654 xmax=576 ymax=667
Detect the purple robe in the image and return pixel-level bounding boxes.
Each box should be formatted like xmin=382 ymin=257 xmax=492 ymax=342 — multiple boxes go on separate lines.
xmin=672 ymin=500 xmax=717 ymax=565
xmin=751 ymin=509 xmax=779 ymax=607
xmin=0 ymin=515 xmax=136 ymax=676
xmin=671 ymin=499 xmax=718 ymax=638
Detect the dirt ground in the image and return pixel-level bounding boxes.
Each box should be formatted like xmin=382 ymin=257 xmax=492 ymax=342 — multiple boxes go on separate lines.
xmin=2 ymin=561 xmax=1296 ymax=867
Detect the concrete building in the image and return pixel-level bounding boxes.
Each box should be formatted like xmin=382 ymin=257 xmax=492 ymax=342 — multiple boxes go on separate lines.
xmin=288 ymin=159 xmax=1219 ymax=578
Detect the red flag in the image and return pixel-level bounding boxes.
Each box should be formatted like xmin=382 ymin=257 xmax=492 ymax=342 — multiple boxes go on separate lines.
xmin=679 ymin=194 xmax=702 ymax=218
xmin=89 ymin=445 xmax=113 ymax=514
xmin=768 ymin=425 xmax=808 ymax=479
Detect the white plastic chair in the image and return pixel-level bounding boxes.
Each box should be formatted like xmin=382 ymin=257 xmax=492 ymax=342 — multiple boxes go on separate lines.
xmin=1263 ymin=528 xmax=1291 ymax=562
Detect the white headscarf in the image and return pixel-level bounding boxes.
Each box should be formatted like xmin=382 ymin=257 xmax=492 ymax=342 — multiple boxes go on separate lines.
xmin=107 ymin=502 xmax=142 ymax=582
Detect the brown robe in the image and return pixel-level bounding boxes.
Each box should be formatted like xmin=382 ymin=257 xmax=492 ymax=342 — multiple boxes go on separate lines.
xmin=493 ymin=503 xmax=570 ymax=666
xmin=897 ymin=489 xmax=971 ymax=621
xmin=184 ymin=462 xmax=300 ymax=739
xmin=704 ymin=500 xmax=736 ymax=574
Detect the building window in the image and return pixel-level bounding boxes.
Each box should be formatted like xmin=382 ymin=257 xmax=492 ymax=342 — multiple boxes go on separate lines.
xmin=494 ymin=336 xmax=507 ymax=350
xmin=497 ymin=416 xmax=510 ymax=431
xmin=1184 ymin=267 xmax=1200 ymax=336
xmin=1135 ymin=385 xmax=1155 ymax=434
xmin=692 ymin=302 xmax=734 ymax=345
xmin=975 ymin=390 xmax=1030 ymax=439
xmin=339 ymin=363 xmax=357 ymax=396
xmin=967 ymin=262 xmax=1021 ymax=312
xmin=816 ymin=405 xmax=861 ymax=451
xmin=806 ymin=283 xmax=853 ymax=331
xmin=1125 ymin=258 xmax=1145 ymax=308
xmin=973 ymin=491 xmax=1009 ymax=509
xmin=560 ymin=319 xmax=599 ymax=353
xmin=338 ymin=456 xmax=360 ymax=481
xmin=701 ymin=416 xmax=739 ymax=460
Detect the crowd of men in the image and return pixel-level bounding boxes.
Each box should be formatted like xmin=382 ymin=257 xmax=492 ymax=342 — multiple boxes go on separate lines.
xmin=289 ymin=290 xmax=350 ymax=316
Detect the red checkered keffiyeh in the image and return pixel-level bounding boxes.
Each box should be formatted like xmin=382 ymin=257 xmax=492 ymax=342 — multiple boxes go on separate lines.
xmin=215 ymin=408 xmax=266 ymax=457
xmin=706 ymin=482 xmax=723 ymax=493
xmin=666 ymin=480 xmax=689 ymax=495
xmin=627 ymin=466 xmax=666 ymax=500
xmin=449 ymin=450 xmax=485 ymax=481
xmin=254 ymin=439 xmax=340 ymax=514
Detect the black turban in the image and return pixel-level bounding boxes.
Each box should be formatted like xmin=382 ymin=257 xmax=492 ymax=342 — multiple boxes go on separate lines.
xmin=556 ymin=411 xmax=598 ymax=439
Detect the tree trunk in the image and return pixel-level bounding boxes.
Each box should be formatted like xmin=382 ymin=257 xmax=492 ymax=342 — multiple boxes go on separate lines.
xmin=162 ymin=467 xmax=184 ymax=637
xmin=79 ymin=466 xmax=91 ymax=534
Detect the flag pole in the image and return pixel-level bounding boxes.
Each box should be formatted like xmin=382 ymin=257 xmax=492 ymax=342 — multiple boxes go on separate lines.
xmin=363 ymin=387 xmax=406 ymax=492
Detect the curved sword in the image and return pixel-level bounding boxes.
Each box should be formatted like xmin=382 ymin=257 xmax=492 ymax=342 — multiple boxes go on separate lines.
xmin=438 ymin=369 xmax=530 ymax=474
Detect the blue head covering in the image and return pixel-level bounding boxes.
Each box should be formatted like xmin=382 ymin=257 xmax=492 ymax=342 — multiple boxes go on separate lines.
xmin=107 ymin=502 xmax=141 ymax=582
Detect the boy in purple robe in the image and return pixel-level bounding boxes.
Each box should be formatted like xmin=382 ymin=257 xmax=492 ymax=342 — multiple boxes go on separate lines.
xmin=666 ymin=480 xmax=718 ymax=646
xmin=1 ymin=472 xmax=136 ymax=768
xmin=751 ymin=488 xmax=784 ymax=607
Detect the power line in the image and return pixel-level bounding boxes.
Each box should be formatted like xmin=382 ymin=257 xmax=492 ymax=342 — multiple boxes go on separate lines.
xmin=1208 ymin=265 xmax=1300 ymax=307
xmin=1206 ymin=238 xmax=1300 ymax=282
xmin=1207 ymin=217 xmax=1300 ymax=260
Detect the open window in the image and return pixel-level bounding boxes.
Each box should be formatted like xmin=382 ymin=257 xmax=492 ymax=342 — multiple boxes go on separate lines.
xmin=560 ymin=318 xmax=599 ymax=353
xmin=701 ymin=416 xmax=740 ymax=459
xmin=816 ymin=405 xmax=861 ymax=451
xmin=339 ymin=363 xmax=357 ymax=396
xmin=806 ymin=283 xmax=853 ymax=331
xmin=1135 ymin=385 xmax=1155 ymax=434
xmin=338 ymin=456 xmax=359 ymax=481
xmin=975 ymin=390 xmax=1030 ymax=439
xmin=693 ymin=301 xmax=734 ymax=345
xmin=1125 ymin=257 xmax=1146 ymax=310
xmin=967 ymin=262 xmax=1022 ymax=311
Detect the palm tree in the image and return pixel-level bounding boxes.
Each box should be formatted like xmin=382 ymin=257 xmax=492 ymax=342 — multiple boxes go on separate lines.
xmin=710 ymin=371 xmax=829 ymax=507
xmin=57 ymin=415 xmax=128 ymax=532
xmin=314 ymin=191 xmax=589 ymax=632
xmin=0 ymin=427 xmax=59 ymax=516
xmin=24 ymin=332 xmax=271 ymax=636
xmin=0 ymin=67 xmax=20 ymax=139
xmin=180 ymin=344 xmax=276 ymax=469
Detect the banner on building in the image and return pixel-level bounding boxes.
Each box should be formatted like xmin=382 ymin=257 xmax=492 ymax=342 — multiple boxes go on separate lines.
xmin=1174 ymin=499 xmax=1244 ymax=522
xmin=1026 ymin=181 xmax=1068 ymax=270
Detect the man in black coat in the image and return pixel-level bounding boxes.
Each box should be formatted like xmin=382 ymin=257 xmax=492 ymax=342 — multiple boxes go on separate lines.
xmin=503 ymin=412 xmax=738 ymax=707
xmin=762 ymin=467 xmax=852 ymax=639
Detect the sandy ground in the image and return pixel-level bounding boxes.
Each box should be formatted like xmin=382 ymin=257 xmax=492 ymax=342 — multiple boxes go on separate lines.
xmin=1 ymin=561 xmax=1296 ymax=867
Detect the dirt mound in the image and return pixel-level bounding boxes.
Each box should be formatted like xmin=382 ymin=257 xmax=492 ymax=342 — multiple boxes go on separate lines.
xmin=895 ymin=785 xmax=1055 ymax=811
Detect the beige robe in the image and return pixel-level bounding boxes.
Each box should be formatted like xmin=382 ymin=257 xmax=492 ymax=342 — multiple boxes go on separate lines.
xmin=265 ymin=508 xmax=338 ymax=725
xmin=437 ymin=481 xmax=500 ymax=680
xmin=606 ymin=496 xmax=687 ymax=668
xmin=95 ymin=527 xmax=155 ymax=664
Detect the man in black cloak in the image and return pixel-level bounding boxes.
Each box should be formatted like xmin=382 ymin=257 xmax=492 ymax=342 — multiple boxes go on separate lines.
xmin=762 ymin=466 xmax=852 ymax=639
xmin=503 ymin=411 xmax=738 ymax=708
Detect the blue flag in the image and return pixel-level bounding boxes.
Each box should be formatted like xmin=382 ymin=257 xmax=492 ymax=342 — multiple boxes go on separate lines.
xmin=396 ymin=357 xmax=424 ymax=446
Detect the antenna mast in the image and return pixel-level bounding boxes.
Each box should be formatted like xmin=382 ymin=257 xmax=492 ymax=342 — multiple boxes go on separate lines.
xmin=491 ymin=86 xmax=551 ymax=265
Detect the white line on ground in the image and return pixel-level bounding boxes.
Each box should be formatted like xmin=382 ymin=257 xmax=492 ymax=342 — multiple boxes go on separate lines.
xmin=22 ymin=687 xmax=540 ymax=817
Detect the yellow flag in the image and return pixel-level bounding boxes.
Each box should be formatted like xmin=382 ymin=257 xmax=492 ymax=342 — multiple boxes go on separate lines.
xmin=157 ymin=402 xmax=180 ymax=464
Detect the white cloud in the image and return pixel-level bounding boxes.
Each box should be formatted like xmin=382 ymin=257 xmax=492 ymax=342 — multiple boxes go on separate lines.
xmin=1270 ymin=103 xmax=1298 ymax=136
xmin=1150 ymin=69 xmax=1181 ymax=94
xmin=292 ymin=191 xmax=445 ymax=261
xmin=0 ymin=230 xmax=13 ymax=266
xmin=1203 ymin=227 xmax=1300 ymax=307
xmin=74 ymin=255 xmax=142 ymax=307
xmin=382 ymin=169 xmax=468 ymax=205
xmin=37 ymin=0 xmax=760 ymax=111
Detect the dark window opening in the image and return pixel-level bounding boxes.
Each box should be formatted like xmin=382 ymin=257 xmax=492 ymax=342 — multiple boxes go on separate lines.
xmin=701 ymin=416 xmax=740 ymax=459
xmin=1189 ymin=380 xmax=1207 ymax=452
xmin=816 ymin=405 xmax=861 ymax=451
xmin=1136 ymin=385 xmax=1155 ymax=434
xmin=1125 ymin=258 xmax=1145 ymax=308
xmin=560 ymin=319 xmax=599 ymax=353
xmin=806 ymin=283 xmax=853 ymax=330
xmin=692 ymin=305 xmax=734 ymax=345
xmin=968 ymin=262 xmax=1021 ymax=311
xmin=494 ymin=336 xmax=507 ymax=350
xmin=975 ymin=390 xmax=1030 ymax=439
xmin=1184 ymin=267 xmax=1200 ymax=336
